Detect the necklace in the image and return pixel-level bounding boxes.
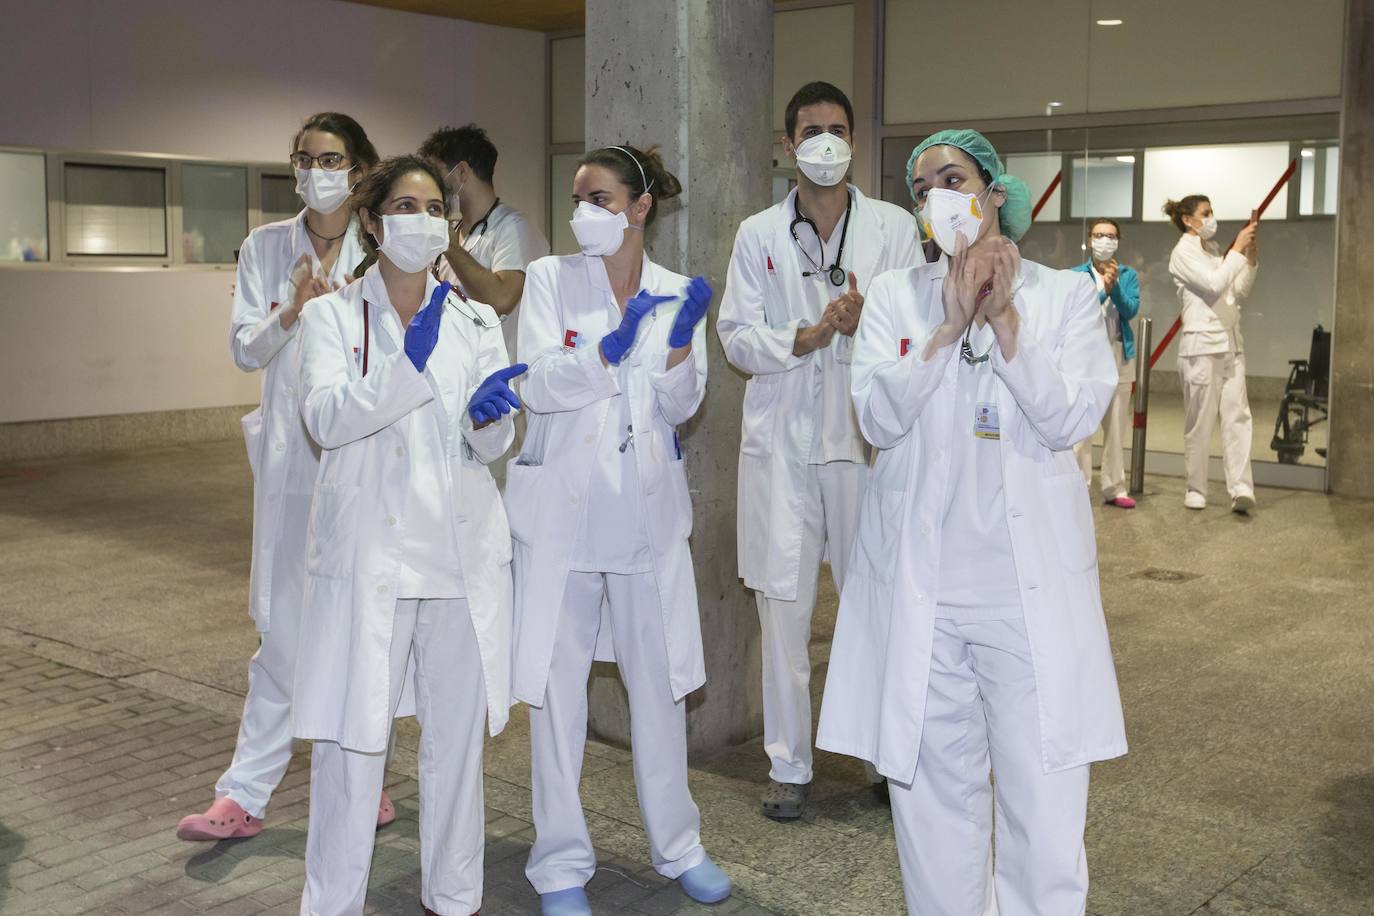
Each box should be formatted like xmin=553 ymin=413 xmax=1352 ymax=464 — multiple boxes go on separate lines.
xmin=304 ymin=215 xmax=348 ymax=242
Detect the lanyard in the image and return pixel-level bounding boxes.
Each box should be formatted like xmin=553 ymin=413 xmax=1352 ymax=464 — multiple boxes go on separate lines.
xmin=790 ymin=192 xmax=852 ymax=287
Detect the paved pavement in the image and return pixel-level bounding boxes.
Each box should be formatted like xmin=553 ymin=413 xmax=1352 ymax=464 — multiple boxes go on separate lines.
xmin=4 ymin=440 xmax=1374 ymax=915
xmin=0 ymin=642 xmax=778 ymax=915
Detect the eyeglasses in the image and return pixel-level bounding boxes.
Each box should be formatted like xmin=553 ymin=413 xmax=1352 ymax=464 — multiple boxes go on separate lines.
xmin=1090 ymin=232 xmax=1119 ymax=240
xmin=290 ymin=152 xmax=348 ymax=171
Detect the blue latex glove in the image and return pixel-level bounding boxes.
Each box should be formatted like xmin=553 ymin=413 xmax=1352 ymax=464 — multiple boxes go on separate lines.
xmin=600 ymin=289 xmax=675 ymax=366
xmin=668 ymin=276 xmax=713 ymax=348
xmin=468 ymin=363 xmax=529 ymax=424
xmin=403 ymin=282 xmax=451 ymax=372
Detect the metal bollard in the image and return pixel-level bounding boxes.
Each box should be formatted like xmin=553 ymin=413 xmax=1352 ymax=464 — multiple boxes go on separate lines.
xmin=1129 ymin=317 xmax=1153 ymax=496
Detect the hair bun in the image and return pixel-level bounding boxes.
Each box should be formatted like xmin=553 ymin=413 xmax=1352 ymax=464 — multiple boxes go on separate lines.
xmin=641 ymin=146 xmax=683 ymax=201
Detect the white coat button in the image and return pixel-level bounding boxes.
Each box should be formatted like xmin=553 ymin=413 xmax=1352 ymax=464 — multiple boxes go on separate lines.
xmin=395 ymin=446 xmax=405 ymax=457
xmin=377 ymin=585 xmax=388 ymax=595
xmin=569 ymin=495 xmax=578 ymax=505
xmin=915 ymin=592 xmax=925 ymax=603
xmin=585 ymin=435 xmax=595 ymax=444
xmin=921 ymin=524 xmax=931 ymax=536
xmin=386 ymin=516 xmax=397 ymax=526
xmin=934 ymin=449 xmax=944 ymax=461
xmin=275 ymin=442 xmax=286 ymax=452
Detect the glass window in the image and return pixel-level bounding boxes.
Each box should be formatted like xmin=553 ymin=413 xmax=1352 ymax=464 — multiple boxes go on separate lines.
xmin=1005 ymin=153 xmax=1063 ymax=223
xmin=64 ymin=163 xmax=167 ymax=256
xmin=182 ymin=164 xmax=246 ymax=263
xmin=1141 ymin=142 xmax=1291 ymax=222
xmin=0 ymin=151 xmax=48 ymax=262
xmin=1298 ymin=144 xmax=1339 ymax=216
xmin=548 ymin=153 xmax=581 ymax=256
xmin=1071 ymin=153 xmax=1134 ymax=219
xmin=260 ymin=173 xmax=300 ymax=226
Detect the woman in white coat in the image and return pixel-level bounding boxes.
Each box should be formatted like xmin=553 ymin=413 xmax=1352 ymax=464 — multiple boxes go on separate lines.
xmin=506 ymin=145 xmax=728 ymax=916
xmin=816 ymin=129 xmax=1128 ymax=916
xmin=294 ymin=155 xmax=522 ymax=916
xmin=178 ymin=113 xmax=384 ymax=842
xmin=1163 ymin=195 xmax=1260 ymax=514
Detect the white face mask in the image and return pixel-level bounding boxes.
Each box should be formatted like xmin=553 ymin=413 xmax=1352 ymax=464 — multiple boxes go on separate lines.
xmin=1091 ymin=237 xmax=1119 ymax=261
xmin=570 ymin=200 xmax=640 ymax=257
xmin=375 ymin=213 xmax=448 ymax=274
xmin=444 ymin=163 xmax=465 ymax=219
xmin=295 ymin=167 xmax=353 ymax=215
xmin=918 ymin=185 xmax=994 ymax=255
xmin=793 ymin=132 xmax=852 ymax=187
xmin=1197 ymin=215 xmax=1218 ymax=240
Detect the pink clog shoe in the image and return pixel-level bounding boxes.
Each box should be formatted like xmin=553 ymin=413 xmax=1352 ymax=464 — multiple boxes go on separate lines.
xmin=378 ymin=788 xmax=397 ymax=829
xmin=1106 ymin=495 xmax=1137 ymax=509
xmin=176 ymin=796 xmax=262 ymax=841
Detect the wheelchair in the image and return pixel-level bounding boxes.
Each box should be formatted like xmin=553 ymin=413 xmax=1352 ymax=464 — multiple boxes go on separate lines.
xmin=1270 ymin=325 xmax=1330 ymax=464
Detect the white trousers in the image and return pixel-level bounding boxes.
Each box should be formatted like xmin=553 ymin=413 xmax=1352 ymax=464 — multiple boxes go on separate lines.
xmin=1179 ymin=351 xmax=1254 ymax=500
xmin=889 ymin=619 xmax=1090 ymax=916
xmin=302 ymin=598 xmax=487 ymax=916
xmin=217 ymin=493 xmax=310 ymax=817
xmin=1074 ymin=360 xmax=1134 ymax=501
xmin=756 ymin=461 xmax=866 ymax=785
xmin=526 ymin=571 xmax=704 ymax=894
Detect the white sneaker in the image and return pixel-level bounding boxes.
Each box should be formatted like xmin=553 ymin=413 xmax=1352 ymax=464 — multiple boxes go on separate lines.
xmin=1184 ymin=490 xmax=1207 ymax=510
xmin=1232 ymin=493 xmax=1256 ymax=514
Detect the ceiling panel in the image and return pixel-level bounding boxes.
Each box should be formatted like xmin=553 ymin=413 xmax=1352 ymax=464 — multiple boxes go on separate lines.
xmin=340 ymin=0 xmax=583 ymax=32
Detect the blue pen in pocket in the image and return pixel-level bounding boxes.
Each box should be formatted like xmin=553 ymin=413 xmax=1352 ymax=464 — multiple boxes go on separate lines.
xmin=674 ymin=430 xmax=682 ymax=460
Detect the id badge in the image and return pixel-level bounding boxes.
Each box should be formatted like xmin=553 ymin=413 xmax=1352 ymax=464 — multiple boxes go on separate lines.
xmin=974 ymin=402 xmax=1000 ymax=440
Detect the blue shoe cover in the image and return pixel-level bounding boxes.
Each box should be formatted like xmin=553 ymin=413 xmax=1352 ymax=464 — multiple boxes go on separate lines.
xmin=541 ymin=886 xmax=591 ymax=916
xmin=678 ymin=857 xmax=732 ymax=904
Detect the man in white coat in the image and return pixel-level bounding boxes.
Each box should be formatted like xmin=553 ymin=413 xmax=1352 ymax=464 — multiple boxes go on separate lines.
xmin=717 ymin=81 xmax=919 ymax=820
xmin=422 ymin=123 xmax=550 ymax=357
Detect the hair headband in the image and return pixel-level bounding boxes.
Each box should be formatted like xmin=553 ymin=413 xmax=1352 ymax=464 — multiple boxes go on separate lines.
xmin=608 ymin=145 xmax=653 ymax=193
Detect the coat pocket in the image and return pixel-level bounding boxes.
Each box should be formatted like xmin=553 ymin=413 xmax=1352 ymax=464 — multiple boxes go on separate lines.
xmin=849 ymin=485 xmax=904 ymax=586
xmin=306 ymin=484 xmax=361 ymax=579
xmin=740 ymin=376 xmax=781 ymax=458
xmin=503 ymin=462 xmax=542 ymax=545
xmin=241 ymin=407 xmax=264 ymax=481
xmin=1044 ymin=473 xmax=1098 ymax=574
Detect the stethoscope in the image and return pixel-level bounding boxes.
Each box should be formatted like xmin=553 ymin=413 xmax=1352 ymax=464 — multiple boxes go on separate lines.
xmin=459 ymin=198 xmax=501 ymax=241
xmin=790 ymin=191 xmax=852 ymax=287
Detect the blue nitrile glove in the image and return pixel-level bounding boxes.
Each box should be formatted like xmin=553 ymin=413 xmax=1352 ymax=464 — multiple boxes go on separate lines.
xmin=600 ymin=289 xmax=675 ymax=365
xmin=404 ymin=281 xmax=451 ymax=372
xmin=668 ymin=275 xmax=713 ymax=348
xmin=468 ymin=363 xmax=529 ymax=424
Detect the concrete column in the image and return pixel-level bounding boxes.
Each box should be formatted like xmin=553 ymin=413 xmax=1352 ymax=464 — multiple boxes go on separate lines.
xmin=1329 ymin=0 xmax=1374 ymax=498
xmin=583 ymin=0 xmax=772 ymax=753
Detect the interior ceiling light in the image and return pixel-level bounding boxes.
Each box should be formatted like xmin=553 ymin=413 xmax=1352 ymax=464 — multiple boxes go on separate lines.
xmin=1300 ymin=148 xmax=1316 ymax=158
xmin=1096 ymin=18 xmax=1124 ymax=26
xmin=1115 ymin=155 xmax=1136 ymax=163
xmin=1048 ymin=101 xmax=1064 ymax=108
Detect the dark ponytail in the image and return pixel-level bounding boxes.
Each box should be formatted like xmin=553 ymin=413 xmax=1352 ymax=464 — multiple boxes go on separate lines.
xmin=578 ymin=144 xmax=682 ymax=227
xmin=1162 ymin=195 xmax=1209 ymax=234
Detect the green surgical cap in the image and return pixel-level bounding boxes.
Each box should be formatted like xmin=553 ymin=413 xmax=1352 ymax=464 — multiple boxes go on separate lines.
xmin=905 ymin=128 xmax=1032 ymax=242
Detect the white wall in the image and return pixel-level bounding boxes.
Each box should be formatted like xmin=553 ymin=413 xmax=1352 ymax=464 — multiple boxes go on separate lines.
xmin=883 ymin=0 xmax=1344 ymax=124
xmin=0 ymin=0 xmax=546 ymax=423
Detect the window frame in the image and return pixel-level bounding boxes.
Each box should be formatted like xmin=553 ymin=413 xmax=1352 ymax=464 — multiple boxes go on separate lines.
xmin=0 ymin=144 xmax=299 ymax=271
xmin=1289 ymin=139 xmax=1340 ymax=220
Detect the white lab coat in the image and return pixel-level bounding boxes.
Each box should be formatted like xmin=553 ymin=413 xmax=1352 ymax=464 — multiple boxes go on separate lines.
xmin=292 ymin=271 xmax=515 ymax=752
xmin=229 ymin=211 xmax=364 ymax=631
xmin=1170 ymin=233 xmax=1257 ymax=357
xmin=816 ymin=256 xmax=1129 ymax=782
xmin=506 ymin=252 xmax=708 ymax=706
xmin=717 ymin=186 xmax=919 ymax=601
